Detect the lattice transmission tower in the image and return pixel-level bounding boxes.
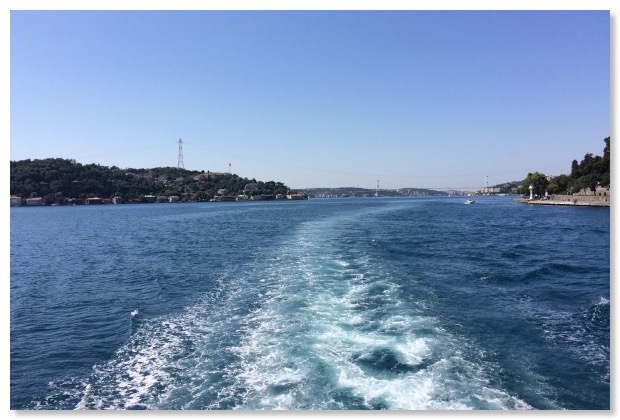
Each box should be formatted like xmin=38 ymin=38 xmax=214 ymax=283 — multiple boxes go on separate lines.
xmin=177 ymin=138 xmax=184 ymax=169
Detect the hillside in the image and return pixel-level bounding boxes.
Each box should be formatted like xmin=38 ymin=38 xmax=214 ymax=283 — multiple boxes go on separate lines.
xmin=10 ymin=158 xmax=291 ymax=204
xmin=297 ymin=187 xmax=451 ymax=198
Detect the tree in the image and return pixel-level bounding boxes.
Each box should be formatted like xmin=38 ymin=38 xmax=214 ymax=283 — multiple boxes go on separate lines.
xmin=547 ymin=174 xmax=570 ymax=195
xmin=520 ymin=136 xmax=610 ymax=196
xmin=571 ymin=159 xmax=581 ymax=178
xmin=519 ymin=172 xmax=548 ymax=197
xmin=10 ymin=158 xmax=291 ymax=204
xmin=570 ymin=137 xmax=610 ymax=192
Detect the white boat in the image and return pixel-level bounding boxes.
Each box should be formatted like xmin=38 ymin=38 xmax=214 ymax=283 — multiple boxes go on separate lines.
xmin=465 ymin=199 xmax=475 ymax=204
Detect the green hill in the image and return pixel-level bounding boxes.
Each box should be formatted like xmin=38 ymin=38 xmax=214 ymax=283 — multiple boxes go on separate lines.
xmin=10 ymin=158 xmax=291 ymax=204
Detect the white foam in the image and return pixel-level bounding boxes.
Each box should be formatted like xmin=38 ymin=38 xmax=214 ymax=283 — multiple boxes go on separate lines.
xmin=71 ymin=210 xmax=536 ymax=410
xmin=395 ymin=337 xmax=432 ymax=365
xmin=597 ymin=296 xmax=610 ymax=305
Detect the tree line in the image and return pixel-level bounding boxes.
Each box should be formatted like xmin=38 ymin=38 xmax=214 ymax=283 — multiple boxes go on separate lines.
xmin=518 ymin=136 xmax=610 ymax=198
xmin=10 ymin=158 xmax=291 ymax=205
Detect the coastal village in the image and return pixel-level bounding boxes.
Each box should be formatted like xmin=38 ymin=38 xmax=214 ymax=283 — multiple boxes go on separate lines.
xmin=9 ymin=180 xmax=308 ymax=206
xmin=9 ymin=137 xmax=610 ymax=207
xmin=10 ymin=183 xmax=611 ymax=207
xmin=9 ymin=172 xmax=611 ymax=208
xmin=9 ymin=160 xmax=307 ymax=206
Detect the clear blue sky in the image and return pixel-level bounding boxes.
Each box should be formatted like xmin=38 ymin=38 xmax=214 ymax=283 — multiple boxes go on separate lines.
xmin=8 ymin=6 xmax=611 ymax=190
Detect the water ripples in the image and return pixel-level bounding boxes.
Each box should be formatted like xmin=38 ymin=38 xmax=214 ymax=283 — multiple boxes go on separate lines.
xmin=10 ymin=198 xmax=609 ymax=410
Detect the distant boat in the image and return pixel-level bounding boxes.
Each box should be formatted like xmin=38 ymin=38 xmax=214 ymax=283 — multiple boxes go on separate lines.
xmin=465 ymin=199 xmax=475 ymax=205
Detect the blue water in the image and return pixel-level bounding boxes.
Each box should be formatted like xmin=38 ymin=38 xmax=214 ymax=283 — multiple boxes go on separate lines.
xmin=10 ymin=197 xmax=610 ymax=410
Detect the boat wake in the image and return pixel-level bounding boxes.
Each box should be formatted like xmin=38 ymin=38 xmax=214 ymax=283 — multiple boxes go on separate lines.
xmin=40 ymin=208 xmax=534 ymax=410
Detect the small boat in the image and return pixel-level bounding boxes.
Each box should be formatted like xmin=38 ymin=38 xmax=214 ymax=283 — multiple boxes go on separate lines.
xmin=465 ymin=199 xmax=475 ymax=204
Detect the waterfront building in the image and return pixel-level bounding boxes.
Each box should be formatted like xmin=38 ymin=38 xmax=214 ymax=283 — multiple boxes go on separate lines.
xmin=25 ymin=197 xmax=43 ymax=206
xmin=10 ymin=196 xmax=22 ymax=206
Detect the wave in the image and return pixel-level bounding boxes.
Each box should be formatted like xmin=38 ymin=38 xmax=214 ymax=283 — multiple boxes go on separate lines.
xmin=24 ymin=199 xmax=607 ymax=410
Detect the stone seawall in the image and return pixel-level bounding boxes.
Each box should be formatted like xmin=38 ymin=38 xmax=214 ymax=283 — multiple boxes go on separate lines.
xmin=513 ymin=194 xmax=610 ymax=207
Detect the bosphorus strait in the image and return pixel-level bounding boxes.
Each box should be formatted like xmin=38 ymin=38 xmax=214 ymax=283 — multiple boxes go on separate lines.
xmin=10 ymin=197 xmax=610 ymax=410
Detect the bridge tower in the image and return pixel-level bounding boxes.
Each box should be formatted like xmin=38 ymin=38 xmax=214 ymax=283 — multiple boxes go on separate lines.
xmin=177 ymin=138 xmax=184 ymax=169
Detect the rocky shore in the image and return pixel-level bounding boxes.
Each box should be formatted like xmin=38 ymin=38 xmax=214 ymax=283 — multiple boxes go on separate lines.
xmin=513 ymin=194 xmax=610 ymax=207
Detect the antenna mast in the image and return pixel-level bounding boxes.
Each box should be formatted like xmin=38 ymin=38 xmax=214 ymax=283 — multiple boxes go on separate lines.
xmin=177 ymin=138 xmax=184 ymax=169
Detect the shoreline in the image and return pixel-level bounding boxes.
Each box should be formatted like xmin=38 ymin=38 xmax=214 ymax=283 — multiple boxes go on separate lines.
xmin=513 ymin=195 xmax=610 ymax=207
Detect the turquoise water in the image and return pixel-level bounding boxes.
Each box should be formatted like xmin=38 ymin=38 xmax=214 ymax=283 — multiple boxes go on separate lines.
xmin=10 ymin=196 xmax=610 ymax=409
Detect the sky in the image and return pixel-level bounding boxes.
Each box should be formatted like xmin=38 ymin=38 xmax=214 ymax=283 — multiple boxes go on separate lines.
xmin=5 ymin=2 xmax=613 ymax=191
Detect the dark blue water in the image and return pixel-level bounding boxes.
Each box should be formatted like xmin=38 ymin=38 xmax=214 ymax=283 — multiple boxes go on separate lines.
xmin=10 ymin=197 xmax=610 ymax=410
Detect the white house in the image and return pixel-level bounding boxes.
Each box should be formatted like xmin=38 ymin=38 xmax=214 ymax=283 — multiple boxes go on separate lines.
xmin=10 ymin=196 xmax=22 ymax=206
xmin=26 ymin=197 xmax=43 ymax=206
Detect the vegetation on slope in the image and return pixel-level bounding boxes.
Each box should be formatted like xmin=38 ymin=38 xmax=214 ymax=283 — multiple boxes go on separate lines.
xmin=10 ymin=158 xmax=291 ymax=204
xmin=518 ymin=136 xmax=610 ymax=197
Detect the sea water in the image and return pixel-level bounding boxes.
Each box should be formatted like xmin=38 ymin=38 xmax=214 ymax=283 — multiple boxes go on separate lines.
xmin=10 ymin=196 xmax=610 ymax=410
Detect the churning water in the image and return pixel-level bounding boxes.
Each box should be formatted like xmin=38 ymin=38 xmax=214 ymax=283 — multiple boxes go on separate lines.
xmin=10 ymin=197 xmax=610 ymax=410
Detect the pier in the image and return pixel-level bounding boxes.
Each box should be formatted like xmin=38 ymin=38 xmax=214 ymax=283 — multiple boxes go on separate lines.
xmin=513 ymin=194 xmax=610 ymax=207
